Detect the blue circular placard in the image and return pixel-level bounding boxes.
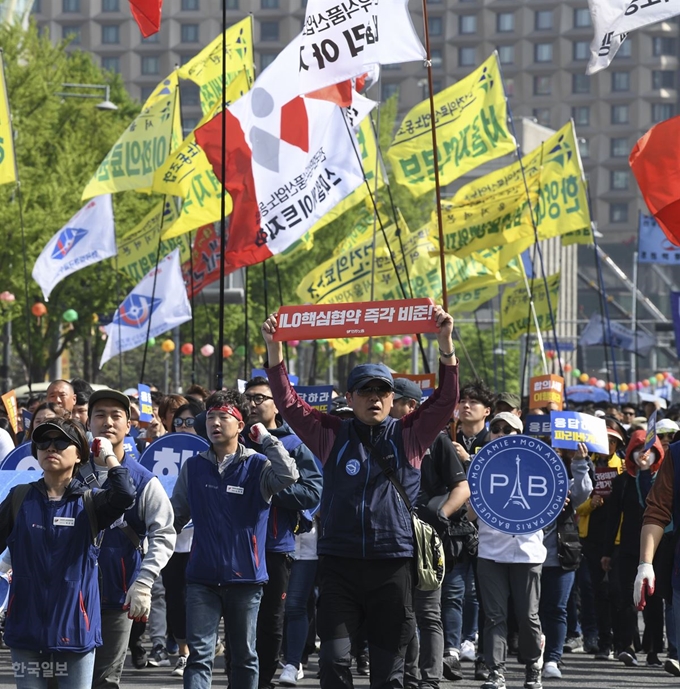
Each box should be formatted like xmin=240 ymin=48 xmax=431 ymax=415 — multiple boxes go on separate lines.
xmin=139 ymin=434 xmax=210 ymax=477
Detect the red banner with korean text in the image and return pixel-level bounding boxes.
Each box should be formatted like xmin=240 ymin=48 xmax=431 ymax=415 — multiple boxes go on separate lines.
xmin=181 ymin=224 xmax=220 ymax=299
xmin=274 ymin=298 xmax=438 ymax=341
xmin=397 ymin=373 xmax=437 ymax=391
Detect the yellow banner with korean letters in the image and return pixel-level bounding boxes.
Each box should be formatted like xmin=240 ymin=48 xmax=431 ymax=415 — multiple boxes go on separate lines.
xmin=448 ymin=284 xmax=499 ymax=313
xmin=177 ymin=17 xmax=254 ymax=114
xmin=386 ymin=54 xmax=515 ymax=197
xmin=0 ymin=52 xmax=16 ymax=186
xmin=439 ymin=121 xmax=590 ymax=265
xmin=500 ymin=272 xmax=560 ymax=341
xmin=82 ymin=73 xmax=181 ymax=199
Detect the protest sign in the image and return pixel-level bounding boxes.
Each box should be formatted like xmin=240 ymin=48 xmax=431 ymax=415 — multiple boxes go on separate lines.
xmin=294 ymin=385 xmax=334 ymax=413
xmin=123 ymin=437 xmax=140 ymax=460
xmin=21 ymin=410 xmax=32 ymax=434
xmin=274 ymin=298 xmax=438 ymax=341
xmin=529 ymin=375 xmax=564 ymax=411
xmin=592 ymin=466 xmax=619 ymax=497
xmin=550 ymin=411 xmax=608 ymax=454
xmin=524 ymin=415 xmax=552 ymax=437
xmin=396 ymin=373 xmax=436 ymax=391
xmin=644 ymin=410 xmax=657 ymax=452
xmin=138 ymin=384 xmax=153 ymax=424
xmin=468 ymin=435 xmax=568 ymax=535
xmin=139 ymin=434 xmax=210 ymax=477
xmin=0 ymin=444 xmax=39 ymax=471
xmin=638 ymin=214 xmax=680 ymax=265
xmin=1 ymin=390 xmax=18 ymax=434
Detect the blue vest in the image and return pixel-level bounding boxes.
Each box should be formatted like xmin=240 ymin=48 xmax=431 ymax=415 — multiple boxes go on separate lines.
xmin=4 ymin=484 xmax=101 ymax=653
xmin=79 ymin=454 xmax=153 ymax=609
xmin=670 ymin=442 xmax=680 ymax=591
xmin=185 ymin=451 xmax=270 ymax=585
xmin=320 ymin=417 xmax=420 ymax=559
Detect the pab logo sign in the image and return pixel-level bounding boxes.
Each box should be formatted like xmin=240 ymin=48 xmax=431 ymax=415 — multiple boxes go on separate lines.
xmin=468 ymin=435 xmax=568 ymax=535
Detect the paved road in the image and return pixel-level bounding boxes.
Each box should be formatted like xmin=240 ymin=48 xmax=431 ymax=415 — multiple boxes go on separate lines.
xmin=0 ymin=649 xmax=678 ymax=688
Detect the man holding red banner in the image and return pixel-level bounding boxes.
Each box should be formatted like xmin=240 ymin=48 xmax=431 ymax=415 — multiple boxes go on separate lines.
xmin=262 ymin=305 xmax=458 ymax=688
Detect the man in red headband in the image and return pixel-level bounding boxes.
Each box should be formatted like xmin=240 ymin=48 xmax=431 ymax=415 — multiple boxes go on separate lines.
xmin=170 ymin=389 xmax=300 ymax=689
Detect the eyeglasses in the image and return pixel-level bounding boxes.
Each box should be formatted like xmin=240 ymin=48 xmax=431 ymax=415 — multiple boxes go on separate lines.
xmin=173 ymin=417 xmax=196 ymax=428
xmin=658 ymin=433 xmax=675 ymax=440
xmin=35 ymin=437 xmax=74 ymax=451
xmin=490 ymin=424 xmax=516 ymax=435
xmin=356 ymin=386 xmax=393 ymax=398
xmin=244 ymin=393 xmax=273 ymax=406
xmin=622 ymin=411 xmax=635 ymax=416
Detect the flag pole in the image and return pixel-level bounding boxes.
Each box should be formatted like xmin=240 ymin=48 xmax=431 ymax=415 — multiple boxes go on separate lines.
xmin=419 ymin=0 xmax=448 ymax=308
xmin=115 ymin=256 xmax=123 ymax=389
xmin=139 ymin=223 xmax=164 ymax=384
xmin=243 ymin=265 xmax=249 ymax=381
xmin=490 ymin=297 xmax=498 ymax=390
xmin=273 ymin=261 xmax=290 ymax=371
xmin=189 ymin=229 xmax=196 ymax=385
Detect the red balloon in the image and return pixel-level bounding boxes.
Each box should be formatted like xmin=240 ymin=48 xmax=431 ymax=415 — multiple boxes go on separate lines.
xmin=222 ymin=345 xmax=233 ymax=358
xmin=181 ymin=343 xmax=193 ymax=356
xmin=361 ymin=343 xmax=370 ymax=354
xmin=588 ymin=376 xmax=597 ymax=386
xmin=31 ymin=302 xmax=47 ymax=318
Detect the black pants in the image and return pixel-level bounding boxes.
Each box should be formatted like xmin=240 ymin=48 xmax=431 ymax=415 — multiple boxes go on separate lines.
xmin=582 ymin=539 xmax=613 ymax=651
xmin=317 ymin=555 xmax=415 ymax=689
xmin=162 ymin=551 xmax=189 ymax=641
xmin=256 ymin=551 xmax=293 ymax=688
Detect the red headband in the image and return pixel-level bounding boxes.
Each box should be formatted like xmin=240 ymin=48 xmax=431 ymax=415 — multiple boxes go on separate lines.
xmin=207 ymin=405 xmax=243 ymax=422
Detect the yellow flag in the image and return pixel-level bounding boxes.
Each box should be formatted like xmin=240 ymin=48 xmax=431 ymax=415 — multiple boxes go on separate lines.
xmin=330 ymin=337 xmax=367 ymax=356
xmin=386 ymin=54 xmax=515 ymax=197
xmin=562 ymin=224 xmax=594 ymax=246
xmin=0 ymin=52 xmax=17 ymax=186
xmin=439 ymin=121 xmax=590 ymax=266
xmin=116 ymin=200 xmax=189 ymax=282
xmin=500 ymin=272 xmax=560 ymax=341
xmin=82 ymin=73 xmax=181 ymax=199
xmin=449 ymin=284 xmax=499 ymax=313
xmin=178 ymin=17 xmax=254 ymax=114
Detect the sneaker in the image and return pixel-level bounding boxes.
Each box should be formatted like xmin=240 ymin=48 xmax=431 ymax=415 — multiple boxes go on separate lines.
xmin=524 ymin=664 xmax=543 ymax=689
xmin=147 ymin=644 xmax=171 ymax=668
xmin=594 ymin=647 xmax=613 ymax=660
xmin=279 ymin=663 xmax=303 ymax=686
xmin=665 ymin=658 xmax=680 ymax=676
xmin=131 ymin=646 xmax=147 ymax=669
xmin=563 ymin=636 xmax=583 ymax=654
xmin=356 ymin=654 xmax=369 ymax=676
xmin=214 ymin=639 xmax=225 ymax=657
xmin=481 ymin=669 xmax=506 ymax=689
xmin=583 ymin=636 xmax=599 ymax=654
xmin=461 ymin=640 xmax=477 ymax=662
xmin=542 ymin=661 xmax=562 ymax=679
xmin=646 ymin=652 xmax=663 ymax=667
xmin=166 ymin=635 xmax=179 ymax=656
xmin=617 ymin=649 xmax=638 ymax=667
xmin=475 ymin=657 xmax=490 ymax=681
xmin=443 ymin=652 xmax=464 ymax=681
xmin=172 ymin=655 xmax=187 ymax=677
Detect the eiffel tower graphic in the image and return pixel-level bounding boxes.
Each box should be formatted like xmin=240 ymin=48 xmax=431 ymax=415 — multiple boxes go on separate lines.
xmin=503 ymin=455 xmax=531 ymax=510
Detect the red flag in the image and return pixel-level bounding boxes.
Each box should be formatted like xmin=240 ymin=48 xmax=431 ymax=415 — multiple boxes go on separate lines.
xmin=129 ymin=0 xmax=163 ymax=38
xmin=630 ymin=114 xmax=680 ymax=244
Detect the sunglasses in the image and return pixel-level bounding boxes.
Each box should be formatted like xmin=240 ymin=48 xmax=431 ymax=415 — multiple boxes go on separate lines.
xmin=244 ymin=393 xmax=273 ymax=406
xmin=35 ymin=437 xmax=74 ymax=451
xmin=658 ymin=433 xmax=675 ymax=440
xmin=622 ymin=411 xmax=635 ymax=416
xmin=173 ymin=417 xmax=196 ymax=428
xmin=356 ymin=386 xmax=393 ymax=398
xmin=490 ymin=424 xmax=516 ymax=435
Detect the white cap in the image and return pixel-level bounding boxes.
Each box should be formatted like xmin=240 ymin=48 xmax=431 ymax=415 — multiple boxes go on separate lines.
xmin=656 ymin=418 xmax=679 ymax=435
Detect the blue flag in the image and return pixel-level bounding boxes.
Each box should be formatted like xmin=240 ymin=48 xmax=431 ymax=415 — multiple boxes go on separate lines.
xmin=638 ymin=213 xmax=680 ymax=265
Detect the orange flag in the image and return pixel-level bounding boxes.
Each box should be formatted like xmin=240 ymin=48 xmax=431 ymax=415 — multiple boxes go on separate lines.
xmin=630 ymin=115 xmax=680 ymax=245
xmin=129 ymin=0 xmax=163 ymax=38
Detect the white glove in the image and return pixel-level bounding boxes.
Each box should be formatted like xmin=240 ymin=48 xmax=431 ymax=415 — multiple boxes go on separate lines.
xmin=633 ymin=562 xmax=655 ymax=609
xmin=92 ymin=437 xmax=115 ymax=465
xmin=123 ymin=580 xmax=152 ymax=622
xmin=249 ymin=423 xmax=271 ymax=445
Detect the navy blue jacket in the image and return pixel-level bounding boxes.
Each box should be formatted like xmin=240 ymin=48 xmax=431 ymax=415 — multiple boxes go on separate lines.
xmin=671 ymin=442 xmax=680 ymax=591
xmin=0 ymin=468 xmax=135 ymax=652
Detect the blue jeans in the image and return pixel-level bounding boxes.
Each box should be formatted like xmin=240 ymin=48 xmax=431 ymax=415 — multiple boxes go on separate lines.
xmin=539 ymin=567 xmax=575 ymax=664
xmin=10 ymin=649 xmax=95 ymax=689
xmin=441 ymin=559 xmax=472 ymax=650
xmin=284 ymin=560 xmax=318 ymax=668
xmin=667 ymin=599 xmax=678 ymax=660
xmin=185 ymin=582 xmax=263 ymax=689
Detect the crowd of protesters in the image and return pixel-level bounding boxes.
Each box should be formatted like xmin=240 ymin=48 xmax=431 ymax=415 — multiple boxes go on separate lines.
xmin=0 ymin=308 xmax=677 ymax=689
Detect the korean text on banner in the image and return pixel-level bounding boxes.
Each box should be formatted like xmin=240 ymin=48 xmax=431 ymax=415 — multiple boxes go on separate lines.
xmin=0 ymin=51 xmax=17 ymax=186
xmin=177 ymin=17 xmax=254 ymax=114
xmin=608 ymin=0 xmax=680 ymax=45
xmin=294 ymin=385 xmax=334 ymax=413
xmin=396 ymin=373 xmax=436 ymax=391
xmin=1 ymin=390 xmax=18 ymax=434
xmin=82 ymin=73 xmax=181 ymax=199
xmin=439 ymin=122 xmax=589 ymax=263
xmin=644 ymin=410 xmax=657 ymax=452
xmin=500 ymin=272 xmax=560 ymax=341
xmin=181 ymin=224 xmax=222 ymax=299
xmin=551 ymin=411 xmax=609 ymax=454
xmin=638 ymin=213 xmax=680 ymax=265
xmin=529 ymin=375 xmax=564 ymax=410
xmin=585 ymin=0 xmax=628 ymax=75
xmin=274 ymin=298 xmax=438 ymax=341
xmin=386 ymin=54 xmax=514 ymax=197
xmin=138 ymin=384 xmax=153 ymax=424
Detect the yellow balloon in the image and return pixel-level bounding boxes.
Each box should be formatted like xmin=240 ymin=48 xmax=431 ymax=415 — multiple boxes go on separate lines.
xmin=384 ymin=341 xmax=394 ymax=353
xmin=656 ymin=372 xmax=665 ymax=382
xmin=161 ymin=339 xmax=175 ymax=353
xmin=579 ymin=373 xmax=589 ymax=383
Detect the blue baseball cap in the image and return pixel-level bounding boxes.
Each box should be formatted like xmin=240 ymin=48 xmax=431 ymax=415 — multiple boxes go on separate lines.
xmin=347 ymin=363 xmax=394 ymax=392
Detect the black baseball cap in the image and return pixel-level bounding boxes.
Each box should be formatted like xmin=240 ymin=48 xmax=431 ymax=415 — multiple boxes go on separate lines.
xmin=393 ymin=378 xmax=423 ymax=403
xmin=32 ymin=420 xmax=89 ymax=461
xmin=346 ymin=363 xmax=394 ymax=393
xmin=88 ymin=388 xmax=132 ymax=418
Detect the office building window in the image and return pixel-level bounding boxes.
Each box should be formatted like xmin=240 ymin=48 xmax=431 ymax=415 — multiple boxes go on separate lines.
xmin=652 ymin=70 xmax=676 ymax=89
xmin=141 ymin=55 xmax=160 ymax=75
xmin=181 ymin=24 xmax=199 ymax=42
xmin=140 ymin=86 xmax=155 ymax=101
xmin=141 ymin=32 xmax=159 ymax=42
xmin=610 ymin=138 xmax=628 ymax=157
xmin=533 ymin=75 xmax=551 ymax=96
xmin=181 ymin=0 xmax=199 ymax=9
xmin=101 ymin=24 xmax=120 ymax=44
xmin=102 ymin=0 xmax=119 ymax=10
xmin=611 ymin=170 xmax=629 ymax=190
xmin=573 ymin=73 xmax=590 ymax=94
xmin=428 ymin=0 xmax=442 ymax=4
xmin=62 ymin=25 xmax=81 ymax=43
xmin=261 ymin=21 xmax=279 ymax=41
xmin=573 ymin=41 xmax=589 ymax=60
xmin=498 ymin=45 xmax=514 ymax=65
xmin=428 ymin=16 xmax=443 ymax=36
xmin=533 ymin=108 xmax=551 ymax=126
xmin=610 ymin=203 xmax=628 ymax=223
xmin=611 ymin=104 xmax=629 ymax=124
xmin=431 ymin=49 xmax=443 ymax=68
xmin=611 ymin=71 xmax=630 ymax=91
xmin=497 ymin=12 xmax=514 ymax=32
xmin=182 ymin=85 xmax=200 ymax=105
xmin=653 ymin=37 xmax=677 ymax=57
xmin=179 ymin=54 xmax=193 ymax=65
xmin=382 ymin=83 xmax=399 ymax=101
xmin=459 ymin=47 xmax=476 ymax=66
xmin=459 ymin=15 xmax=477 ymax=34
xmin=63 ymin=0 xmax=79 ymax=12
xmin=183 ymin=118 xmax=199 ymax=137
xmin=573 ymin=8 xmax=592 ymax=27
xmin=652 ymin=103 xmax=675 ymax=122
xmin=617 ymin=39 xmax=632 ymax=58
xmin=225 ymin=0 xmax=239 ymax=7
xmin=262 ymin=0 xmax=279 ymax=7
xmin=504 ymin=78 xmax=514 ymax=97
xmin=535 ymin=10 xmax=553 ymax=30
xmin=32 ymin=0 xmax=41 ymax=11
xmin=261 ymin=53 xmax=276 ymax=69
xmin=534 ymin=43 xmax=553 ymax=62
xmin=578 ymin=138 xmax=589 ymax=158
xmin=572 ymin=106 xmax=590 ymax=126
xmin=101 ymin=56 xmax=120 ymax=73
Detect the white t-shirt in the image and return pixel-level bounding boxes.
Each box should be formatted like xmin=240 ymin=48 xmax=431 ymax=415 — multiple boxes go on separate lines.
xmin=294 ymin=523 xmax=318 ymax=561
xmin=477 ymin=521 xmax=546 ymax=564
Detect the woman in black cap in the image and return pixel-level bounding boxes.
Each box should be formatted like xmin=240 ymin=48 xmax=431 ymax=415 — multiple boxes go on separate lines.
xmin=0 ymin=418 xmax=135 ymax=688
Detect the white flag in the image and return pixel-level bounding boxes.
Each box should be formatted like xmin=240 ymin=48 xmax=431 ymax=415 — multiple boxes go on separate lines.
xmin=32 ymin=195 xmax=116 ymax=300
xmin=299 ymin=0 xmax=425 ymax=94
xmin=610 ymin=0 xmax=680 ymax=38
xmin=586 ymin=0 xmax=628 ymax=75
xmin=100 ymin=248 xmax=191 ymax=368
